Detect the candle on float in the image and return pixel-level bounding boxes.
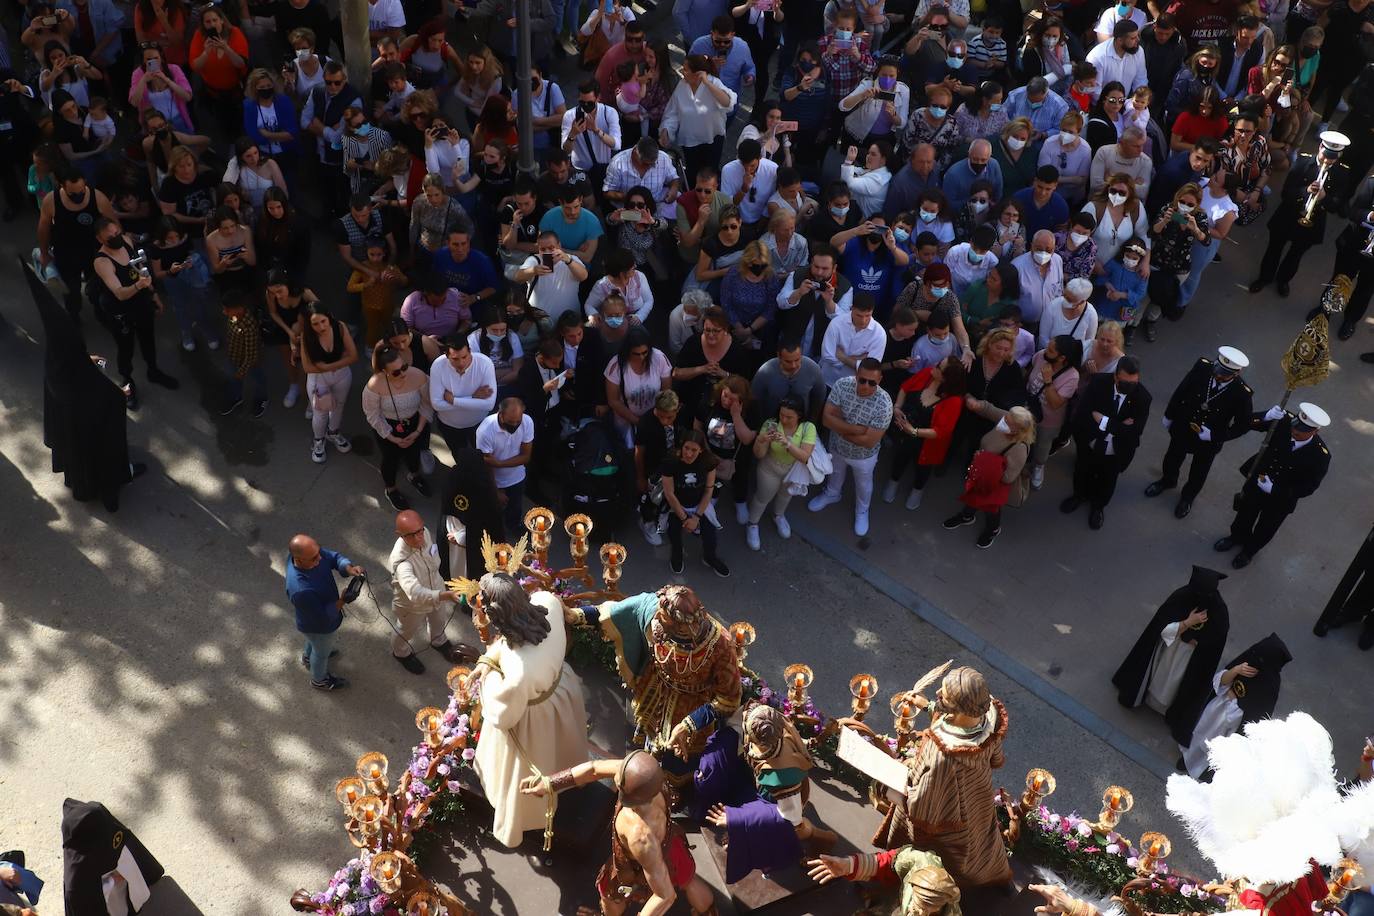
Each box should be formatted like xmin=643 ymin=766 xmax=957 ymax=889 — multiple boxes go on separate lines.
xmin=368 ymin=764 xmax=382 ymax=779
xmin=1032 ymin=775 xmax=1045 ymax=793
xmin=1109 ymin=790 xmax=1122 ymax=811
xmin=900 ymin=702 xmax=913 ymax=720
xmin=537 ymin=517 xmax=548 ymax=532
xmin=734 ymin=629 xmax=745 ymax=646
xmin=1148 ymin=840 xmax=1162 ymax=857
xmin=860 ymin=678 xmax=872 ymax=698
xmin=574 ymin=523 xmax=587 ymax=537
xmin=794 ymin=673 xmax=805 ymax=690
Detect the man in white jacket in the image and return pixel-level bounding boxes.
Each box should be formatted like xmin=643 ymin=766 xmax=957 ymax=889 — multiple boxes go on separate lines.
xmin=389 ymin=510 xmax=476 ymax=674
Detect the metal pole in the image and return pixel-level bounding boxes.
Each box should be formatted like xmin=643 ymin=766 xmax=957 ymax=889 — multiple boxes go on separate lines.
xmin=515 ymin=0 xmax=536 ymax=177
xmin=338 ymin=0 xmax=371 ymax=99
xmin=1237 ymin=387 xmax=1293 ymax=497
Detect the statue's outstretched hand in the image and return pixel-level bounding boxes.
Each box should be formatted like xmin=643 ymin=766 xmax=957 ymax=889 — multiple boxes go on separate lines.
xmin=520 ymin=775 xmax=549 ymax=797
xmin=1029 ymin=883 xmax=1093 ymax=915
xmin=806 ymin=854 xmax=852 ymax=885
xmin=705 ymin=803 xmax=728 ymax=828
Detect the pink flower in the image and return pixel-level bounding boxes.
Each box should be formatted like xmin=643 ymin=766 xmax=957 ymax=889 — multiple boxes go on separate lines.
xmin=1105 ymin=843 xmax=1121 ymax=855
xmin=1066 ymin=839 xmax=1080 ymax=852
xmin=462 ymin=747 xmax=475 ymax=761
xmin=1076 ymin=822 xmax=1092 ymax=838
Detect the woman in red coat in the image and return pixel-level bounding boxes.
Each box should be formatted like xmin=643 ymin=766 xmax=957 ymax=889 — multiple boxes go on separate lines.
xmin=883 ymin=356 xmax=967 ymax=510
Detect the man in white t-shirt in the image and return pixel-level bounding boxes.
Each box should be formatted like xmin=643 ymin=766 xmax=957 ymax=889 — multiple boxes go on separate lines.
xmin=476 ymin=398 xmax=535 ymax=533
xmin=514 ymin=230 xmax=589 ymax=321
xmin=365 ymin=0 xmax=405 ymax=40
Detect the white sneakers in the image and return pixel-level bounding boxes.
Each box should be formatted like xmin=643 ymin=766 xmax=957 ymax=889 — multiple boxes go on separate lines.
xmin=855 ymin=511 xmax=870 ymax=537
xmin=311 ymin=438 xmax=326 ymax=463
xmin=773 ymin=514 xmax=791 ymax=539
xmin=327 ymin=432 xmax=352 ymax=453
xmin=283 ymin=384 xmax=301 ymax=409
xmin=1030 ymin=464 xmax=1045 ymax=490
xmin=905 ymin=488 xmax=923 ymax=510
xmin=641 ymin=519 xmax=663 ymax=546
xmin=746 ymin=524 xmax=761 ymax=551
xmin=808 ymin=492 xmax=839 ymax=512
xmin=881 ymin=480 xmax=899 ymax=503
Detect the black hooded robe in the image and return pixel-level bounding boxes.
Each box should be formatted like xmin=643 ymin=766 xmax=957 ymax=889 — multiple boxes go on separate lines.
xmin=62 ymin=798 xmax=164 ymax=914
xmin=22 ymin=260 xmax=134 ymax=511
xmin=436 ymin=447 xmax=507 ymax=581
xmin=1174 ymin=632 xmax=1293 ymax=776
xmin=1112 ymin=565 xmax=1231 ymax=746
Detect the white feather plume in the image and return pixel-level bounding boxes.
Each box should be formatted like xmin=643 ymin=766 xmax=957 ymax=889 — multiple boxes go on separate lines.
xmin=1334 ymin=778 xmax=1374 ymax=877
xmin=1165 ymin=712 xmax=1344 ymax=884
xmin=1032 ymin=866 xmax=1129 ymax=916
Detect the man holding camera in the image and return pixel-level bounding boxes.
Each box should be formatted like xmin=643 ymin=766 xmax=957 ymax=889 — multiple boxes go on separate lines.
xmin=389 ymin=510 xmax=475 ymax=675
xmin=286 ymin=534 xmax=364 ymax=691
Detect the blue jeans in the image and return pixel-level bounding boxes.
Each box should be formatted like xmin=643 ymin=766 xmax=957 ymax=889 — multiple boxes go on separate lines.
xmin=551 ymin=0 xmax=581 ymax=34
xmin=227 ymin=363 xmax=268 ymax=406
xmin=162 ymin=273 xmax=218 ymax=342
xmin=302 ymin=630 xmax=338 ymax=683
xmin=1179 ymin=236 xmax=1220 ymax=308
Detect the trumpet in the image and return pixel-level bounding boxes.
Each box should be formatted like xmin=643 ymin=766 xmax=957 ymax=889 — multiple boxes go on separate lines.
xmin=1298 ymin=160 xmax=1330 ymax=228
xmin=1362 ymin=215 xmax=1374 ymax=257
xmin=1300 ymin=130 xmax=1352 ymax=228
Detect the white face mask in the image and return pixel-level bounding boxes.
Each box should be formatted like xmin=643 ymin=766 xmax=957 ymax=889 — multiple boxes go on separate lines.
xmin=1033 ymin=250 xmax=1052 ymax=265
xmin=1176 ymin=203 xmax=1195 ymax=213
xmin=1059 ymin=130 xmax=1078 ymax=146
xmin=1107 ymin=191 xmax=1127 ymax=206
xmin=1277 ymin=92 xmax=1293 ymax=109
xmin=1070 ymin=231 xmax=1090 ymax=246
xmin=1007 ymin=136 xmax=1027 ymax=151
xmin=971 ymin=200 xmax=990 ymax=213
xmin=995 ymin=417 xmax=1012 ymax=434
xmin=1123 ymin=256 xmax=1141 ymax=269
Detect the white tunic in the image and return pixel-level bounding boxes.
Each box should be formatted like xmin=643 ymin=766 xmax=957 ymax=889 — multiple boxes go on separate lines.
xmin=1143 ymin=621 xmax=1195 ymax=713
xmin=1179 ymin=671 xmax=1242 ymax=778
xmin=473 ymin=591 xmax=590 ymax=846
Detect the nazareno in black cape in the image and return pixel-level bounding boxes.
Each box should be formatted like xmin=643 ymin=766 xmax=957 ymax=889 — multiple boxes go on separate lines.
xmin=1111 ymin=565 xmax=1231 ymax=746
xmin=62 ymin=798 xmax=164 ymax=914
xmin=436 ymin=446 xmax=507 ymax=581
xmin=1172 ymin=632 xmax=1294 ymax=750
xmin=22 ymin=260 xmax=133 ymax=510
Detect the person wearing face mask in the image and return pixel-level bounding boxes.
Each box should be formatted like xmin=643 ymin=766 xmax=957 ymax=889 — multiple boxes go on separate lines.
xmin=1009 ymin=229 xmax=1064 ymax=328
xmin=1145 ymin=346 xmax=1253 ymax=520
xmin=881 ymin=142 xmax=942 ymax=220
xmin=1214 ymin=402 xmax=1331 ymax=569
xmin=836 ymin=216 xmax=911 ymax=321
xmin=1061 ymin=355 xmax=1150 ymax=530
xmin=894 ymin=262 xmax=973 ymax=353
xmin=1039 ymin=111 xmax=1091 ymax=206
xmin=954 ymin=80 xmax=1008 ymax=146
xmin=1004 ymin=76 xmax=1070 ymax=141
xmin=945 ymin=224 xmax=999 ymax=296
xmin=1018 ymin=16 xmax=1073 ymax=87
xmin=1055 ymin=212 xmax=1098 ymax=281
xmin=1091 ymin=239 xmax=1147 ymax=327
xmin=807 ymin=181 xmax=865 ymax=246
xmin=476 ymin=397 xmax=536 ymax=538
xmin=841 ymin=140 xmax=897 ymax=219
xmin=1095 ymin=0 xmax=1146 ymax=43
xmin=780 ymin=43 xmax=834 ymax=174
xmin=942 ymin=138 xmax=1003 ymax=211
xmin=1165 ymin=47 xmax=1222 ymax=128
xmin=241 ymin=69 xmax=298 ymax=181
xmin=952 ymin=180 xmax=995 ymax=240
xmin=839 ymin=57 xmax=910 ymax=150
xmin=942 ymin=399 xmax=1034 ymax=548
xmin=903 ymin=84 xmax=962 ymax=169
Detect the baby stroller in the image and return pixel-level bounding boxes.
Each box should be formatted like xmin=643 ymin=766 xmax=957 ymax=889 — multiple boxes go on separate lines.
xmin=561 ymin=417 xmax=632 ymax=530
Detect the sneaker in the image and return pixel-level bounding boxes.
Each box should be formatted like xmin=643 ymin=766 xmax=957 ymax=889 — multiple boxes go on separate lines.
xmin=220 ymin=398 xmax=243 ymax=417
xmin=882 ymin=480 xmax=900 ymax=503
xmin=385 ymin=489 xmax=410 ymax=511
xmin=641 ymin=519 xmax=663 ymax=546
xmin=746 ymin=524 xmax=761 ymax=551
xmin=311 ymin=675 xmax=350 ymax=690
xmin=181 ymin=336 xmax=196 ymax=352
xmin=252 ymin=400 xmax=268 ymax=419
xmin=206 ymin=338 xmax=221 ymax=350
xmin=808 ymin=492 xmax=839 ymax=513
xmin=304 ymin=405 xmax=314 ymax=421
xmin=773 ymin=515 xmax=791 ymax=539
xmin=283 ymin=384 xmax=301 ymax=409
xmin=942 ymin=511 xmax=976 ymax=529
xmin=703 ymin=556 xmax=731 ymax=578
xmin=670 ymin=552 xmax=685 ymax=574
xmin=976 ymin=527 xmax=1001 ymax=549
xmin=703 ymin=503 xmax=722 ymax=529
xmin=735 ymin=502 xmax=749 ymax=525
xmin=311 ymin=438 xmax=327 ymax=463
xmin=420 ymin=449 xmax=437 ymax=475
xmin=328 ymin=431 xmax=352 ymax=453
xmin=1029 ymin=465 xmax=1044 ymax=490
xmin=393 ymin=652 xmax=425 ymax=674
xmin=904 ymin=488 xmax=923 ymax=510
xmin=854 ymin=511 xmax=869 ymax=537
xmin=409 ymin=474 xmax=431 ymax=497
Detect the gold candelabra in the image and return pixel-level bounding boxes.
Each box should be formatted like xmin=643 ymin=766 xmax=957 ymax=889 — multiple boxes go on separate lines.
xmin=889 ymin=692 xmax=920 ymax=754
xmin=1089 ymin=785 xmax=1134 ymax=835
xmin=516 ymin=508 xmax=627 ymax=603
xmin=1020 ymin=768 xmax=1057 ymax=815
xmin=1137 ymin=831 xmax=1171 ymax=876
xmin=729 ymin=622 xmax=756 ymax=664
xmin=1320 ymin=858 xmax=1366 ymax=910
xmin=849 ymin=673 xmax=878 ymax=721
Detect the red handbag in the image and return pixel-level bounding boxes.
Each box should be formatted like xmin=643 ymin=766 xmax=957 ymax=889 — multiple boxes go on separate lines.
xmin=960 ymin=445 xmax=1013 ymax=512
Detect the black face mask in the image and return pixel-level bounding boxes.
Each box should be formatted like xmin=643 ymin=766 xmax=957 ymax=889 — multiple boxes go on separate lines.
xmin=1300 ymin=45 xmax=1318 ymax=57
xmin=580 ymin=100 xmax=597 ymax=113
xmin=747 ymin=263 xmax=766 ymax=276
xmin=1212 ymin=364 xmax=1236 ymax=379
xmin=1196 ymin=66 xmax=1214 ymax=82
xmin=1116 ymin=381 xmax=1138 ymax=396
xmin=799 ymin=59 xmax=816 ymax=71
xmin=867 ymin=232 xmax=883 ymax=244
xmin=257 ymin=87 xmax=274 ymax=100
xmin=969 ymin=161 xmax=986 ymax=174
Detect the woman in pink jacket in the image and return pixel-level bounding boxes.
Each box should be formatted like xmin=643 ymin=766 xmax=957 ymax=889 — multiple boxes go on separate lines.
xmin=128 ymin=41 xmax=195 ymax=133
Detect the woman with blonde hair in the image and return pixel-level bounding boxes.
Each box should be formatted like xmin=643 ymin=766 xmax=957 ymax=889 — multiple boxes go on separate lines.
xmin=720 ymin=240 xmax=782 ymax=356
xmin=993 ymin=117 xmax=1039 ymax=196
xmin=1083 ymin=320 xmax=1125 ymax=374
xmin=453 ymin=47 xmax=504 ymax=122
xmin=942 ymin=401 xmax=1034 ymax=549
xmin=409 ymin=172 xmax=474 ymax=262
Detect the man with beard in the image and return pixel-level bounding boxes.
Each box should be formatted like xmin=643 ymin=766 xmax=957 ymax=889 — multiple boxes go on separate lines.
xmin=1145 ymin=346 xmax=1253 ymax=518
xmin=565 ymin=586 xmax=742 ymax=789
xmin=36 ymin=168 xmax=117 ymax=319
xmin=1112 ymin=565 xmax=1231 ymax=743
xmin=775 ymin=247 xmax=855 ymax=359
xmin=873 ymin=665 xmax=1012 ymax=889
xmin=522 ymin=751 xmax=718 ymax=916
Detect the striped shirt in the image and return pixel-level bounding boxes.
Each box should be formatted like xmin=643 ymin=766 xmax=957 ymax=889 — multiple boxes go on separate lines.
xmin=603 ymin=149 xmax=679 ymax=205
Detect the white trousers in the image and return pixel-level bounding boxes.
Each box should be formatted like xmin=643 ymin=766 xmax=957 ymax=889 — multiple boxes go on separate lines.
xmin=822 ymin=452 xmax=878 ymax=515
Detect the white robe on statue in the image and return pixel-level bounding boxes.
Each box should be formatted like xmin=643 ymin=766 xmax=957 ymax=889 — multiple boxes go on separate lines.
xmin=1178 ymin=671 xmax=1242 ymax=778
xmin=474 ymin=591 xmax=590 ymax=846
xmin=1143 ymin=622 xmax=1195 ymax=713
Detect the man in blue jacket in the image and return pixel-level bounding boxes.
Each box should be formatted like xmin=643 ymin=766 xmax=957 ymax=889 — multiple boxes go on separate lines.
xmin=286 ymin=534 xmax=365 ymax=690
